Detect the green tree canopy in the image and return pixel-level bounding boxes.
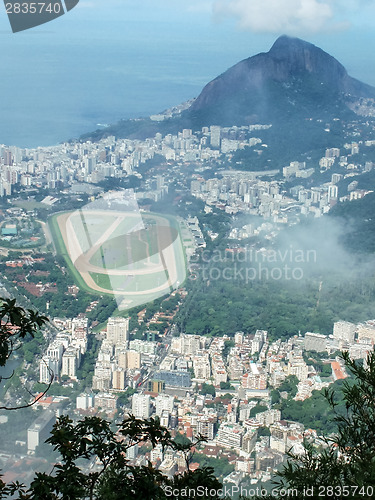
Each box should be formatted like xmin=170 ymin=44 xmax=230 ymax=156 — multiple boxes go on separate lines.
xmin=253 ymin=352 xmax=375 ymax=499
xmin=0 ymin=415 xmax=223 ymax=500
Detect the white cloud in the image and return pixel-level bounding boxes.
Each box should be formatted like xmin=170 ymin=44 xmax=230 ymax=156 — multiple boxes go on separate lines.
xmin=213 ymin=0 xmax=348 ymax=34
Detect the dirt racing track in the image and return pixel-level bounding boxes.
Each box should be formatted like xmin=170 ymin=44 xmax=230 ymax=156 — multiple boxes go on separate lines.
xmin=55 ymin=210 xmax=185 ymax=301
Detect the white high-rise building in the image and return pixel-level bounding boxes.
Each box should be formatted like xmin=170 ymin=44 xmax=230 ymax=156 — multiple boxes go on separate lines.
xmin=27 ymin=410 xmax=55 ymax=452
xmin=46 ymin=342 xmax=64 ymax=364
xmin=234 ymin=332 xmax=244 ymax=344
xmin=76 ymin=394 xmax=94 ymax=410
xmin=171 ymin=334 xmax=205 ymax=356
xmin=132 ymin=393 xmax=151 ymax=419
xmin=155 ymin=394 xmax=174 ymax=417
xmin=304 ymin=332 xmax=327 ymax=352
xmin=193 ymin=354 xmax=211 ymax=380
xmin=160 ymin=409 xmax=170 ymax=428
xmin=39 ymin=356 xmax=59 ymax=384
xmin=251 ymin=330 xmax=267 ymax=354
xmin=197 ymin=418 xmax=215 ymax=441
xmin=61 ymin=347 xmax=80 ymax=380
xmin=328 ymin=184 xmax=338 ymax=201
xmin=216 ymin=423 xmax=244 ymax=449
xmin=287 ymin=357 xmax=308 ymax=382
xmin=106 ymin=317 xmax=130 ymax=346
xmin=151 ymin=443 xmax=164 ymax=463
xmin=210 ymin=126 xmax=221 ymax=148
xmin=126 ymin=443 xmax=139 ymax=460
xmin=129 ymin=340 xmax=157 ymax=355
xmin=333 ymin=321 xmax=356 ymax=343
xmin=357 ymin=321 xmax=375 ymax=342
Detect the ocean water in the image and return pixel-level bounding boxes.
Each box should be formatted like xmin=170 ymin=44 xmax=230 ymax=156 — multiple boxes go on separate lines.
xmin=0 ymin=2 xmax=263 ymax=148
xmin=0 ymin=0 xmax=294 ymax=149
xmin=0 ymin=1 xmax=374 ymax=149
xmin=0 ymin=34 xmax=213 ymax=147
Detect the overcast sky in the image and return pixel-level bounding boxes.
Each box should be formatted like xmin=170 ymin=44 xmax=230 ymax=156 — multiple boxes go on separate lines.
xmin=1 ymin=0 xmax=375 ymax=79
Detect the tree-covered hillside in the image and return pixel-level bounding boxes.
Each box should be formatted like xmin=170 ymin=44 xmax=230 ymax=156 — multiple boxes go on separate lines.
xmin=176 ymin=264 xmax=375 ymax=339
xmin=329 ymin=192 xmax=375 ymax=254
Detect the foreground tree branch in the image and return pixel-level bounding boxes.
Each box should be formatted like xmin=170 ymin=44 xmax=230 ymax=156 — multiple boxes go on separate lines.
xmin=1 ymin=415 xmax=222 ymax=500
xmin=0 ymin=297 xmax=50 ymax=411
xmin=252 ymin=351 xmax=375 ymax=500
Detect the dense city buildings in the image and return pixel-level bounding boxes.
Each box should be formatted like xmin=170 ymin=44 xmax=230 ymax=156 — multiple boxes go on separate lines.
xmin=1 ymin=110 xmax=375 ymax=489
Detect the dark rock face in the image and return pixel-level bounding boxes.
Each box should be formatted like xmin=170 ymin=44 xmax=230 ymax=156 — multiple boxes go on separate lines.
xmin=262 ymin=36 xmax=348 ymax=88
xmin=187 ymin=36 xmax=375 ymax=126
xmin=82 ymin=36 xmax=375 ymax=143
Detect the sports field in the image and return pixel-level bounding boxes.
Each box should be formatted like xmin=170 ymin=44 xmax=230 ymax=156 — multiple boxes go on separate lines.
xmin=49 ymin=208 xmax=186 ymax=310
